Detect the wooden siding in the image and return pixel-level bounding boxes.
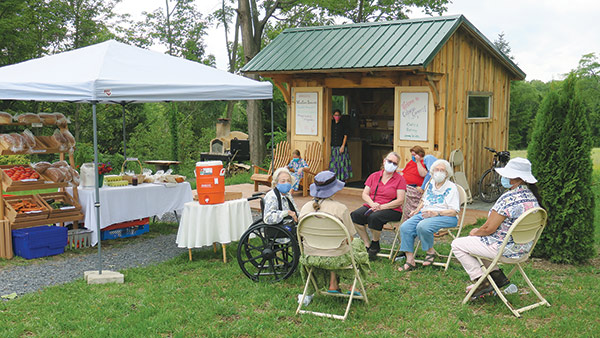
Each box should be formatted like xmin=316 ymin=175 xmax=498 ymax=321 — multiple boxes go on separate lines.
xmin=426 ymin=27 xmax=511 ymax=193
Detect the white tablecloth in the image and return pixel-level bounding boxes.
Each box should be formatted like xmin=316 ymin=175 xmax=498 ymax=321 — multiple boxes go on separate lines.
xmin=176 ymin=199 xmax=253 ymax=248
xmin=67 ymin=182 xmax=193 ymax=246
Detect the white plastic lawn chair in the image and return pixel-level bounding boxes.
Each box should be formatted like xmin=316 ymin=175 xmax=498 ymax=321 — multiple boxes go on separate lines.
xmin=409 ymin=185 xmax=468 ymax=270
xmin=462 ymin=207 xmax=550 ymax=317
xmin=296 ymin=212 xmax=368 ymax=321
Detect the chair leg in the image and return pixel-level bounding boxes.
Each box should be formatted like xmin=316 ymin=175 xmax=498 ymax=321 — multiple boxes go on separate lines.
xmin=516 ymin=263 xmax=551 ymax=312
xmin=296 ymin=267 xmax=314 ymax=315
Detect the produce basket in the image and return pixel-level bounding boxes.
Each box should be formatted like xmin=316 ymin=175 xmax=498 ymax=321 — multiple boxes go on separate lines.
xmin=38 ymin=192 xmax=82 ymax=218
xmin=120 ymin=158 xmax=145 ymax=185
xmin=4 ymin=195 xmax=50 ymax=223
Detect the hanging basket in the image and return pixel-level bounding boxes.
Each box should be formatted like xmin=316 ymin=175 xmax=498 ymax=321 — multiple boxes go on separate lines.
xmin=120 ymin=158 xmax=145 ymax=185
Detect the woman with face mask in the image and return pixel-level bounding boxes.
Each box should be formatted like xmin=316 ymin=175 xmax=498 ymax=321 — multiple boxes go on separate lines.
xmin=399 ymin=146 xmax=428 ymax=224
xmin=451 ymin=158 xmax=542 ymax=298
xmin=398 ymin=159 xmax=460 ymax=272
xmin=350 ymin=152 xmax=406 ymax=260
xmin=262 ymin=167 xmax=299 ymax=225
xmin=287 ymin=149 xmax=308 ymax=192
xmin=329 ymin=109 xmax=352 ymax=181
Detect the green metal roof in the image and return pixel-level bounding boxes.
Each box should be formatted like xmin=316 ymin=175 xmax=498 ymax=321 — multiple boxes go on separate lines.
xmin=242 ymin=15 xmax=525 ymax=80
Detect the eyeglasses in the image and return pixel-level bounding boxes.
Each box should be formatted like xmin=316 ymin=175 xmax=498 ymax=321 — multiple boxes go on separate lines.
xmin=385 ymin=159 xmax=398 ymax=166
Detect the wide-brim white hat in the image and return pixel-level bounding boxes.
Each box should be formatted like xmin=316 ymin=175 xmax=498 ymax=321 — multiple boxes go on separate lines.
xmin=495 ymin=157 xmax=537 ymax=184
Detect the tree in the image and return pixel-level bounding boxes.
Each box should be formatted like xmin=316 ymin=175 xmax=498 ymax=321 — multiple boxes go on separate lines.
xmin=528 ymin=74 xmax=595 ymax=263
xmin=573 ymin=52 xmax=600 ymax=146
xmin=235 ymin=0 xmax=449 ymax=165
xmin=493 ymin=32 xmax=515 ymax=62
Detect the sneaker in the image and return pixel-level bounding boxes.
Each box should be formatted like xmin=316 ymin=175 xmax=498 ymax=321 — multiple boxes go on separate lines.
xmin=471 ymin=280 xmax=494 ymax=299
xmin=490 ymin=270 xmax=510 ymax=288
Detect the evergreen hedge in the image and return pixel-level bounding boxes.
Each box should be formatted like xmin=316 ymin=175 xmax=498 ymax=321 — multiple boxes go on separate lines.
xmin=528 ymin=74 xmax=595 ymax=263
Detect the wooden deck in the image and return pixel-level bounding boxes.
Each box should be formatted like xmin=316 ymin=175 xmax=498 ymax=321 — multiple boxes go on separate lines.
xmin=225 ymin=183 xmax=488 ymax=226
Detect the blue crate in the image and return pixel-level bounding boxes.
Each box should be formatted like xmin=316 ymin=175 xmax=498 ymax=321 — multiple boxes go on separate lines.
xmin=101 ymin=223 xmax=149 ymax=241
xmin=12 ymin=226 xmax=68 ymax=259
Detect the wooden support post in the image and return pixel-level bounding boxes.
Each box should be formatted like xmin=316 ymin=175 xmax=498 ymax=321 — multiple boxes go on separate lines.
xmin=188 ymin=248 xmax=192 ymax=261
xmin=222 ymin=244 xmax=227 ymax=263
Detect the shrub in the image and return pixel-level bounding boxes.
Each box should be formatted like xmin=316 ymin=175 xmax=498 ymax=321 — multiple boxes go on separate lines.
xmin=528 ymin=74 xmax=595 ymax=263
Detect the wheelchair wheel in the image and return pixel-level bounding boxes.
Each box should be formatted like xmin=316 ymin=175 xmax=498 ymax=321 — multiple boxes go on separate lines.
xmin=237 ymin=222 xmax=299 ymax=282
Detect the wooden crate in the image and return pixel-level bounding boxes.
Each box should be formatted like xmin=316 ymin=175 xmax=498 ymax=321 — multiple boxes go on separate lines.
xmin=38 ymin=192 xmax=82 ymax=218
xmin=0 ymin=164 xmax=67 ymax=192
xmin=4 ymin=195 xmax=50 ymax=224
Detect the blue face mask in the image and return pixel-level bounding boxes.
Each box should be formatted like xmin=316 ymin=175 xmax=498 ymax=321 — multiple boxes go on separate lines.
xmin=411 ymin=155 xmax=416 ymax=162
xmin=501 ymin=176 xmax=513 ymax=189
xmin=276 ymin=183 xmax=292 ymax=194
xmin=292 ymin=158 xmax=300 ymax=162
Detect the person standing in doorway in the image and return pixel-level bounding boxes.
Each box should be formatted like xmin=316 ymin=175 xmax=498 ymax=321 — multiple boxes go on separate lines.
xmin=329 ymin=109 xmax=352 ymax=181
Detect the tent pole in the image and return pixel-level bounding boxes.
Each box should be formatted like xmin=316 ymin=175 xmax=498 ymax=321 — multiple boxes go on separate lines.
xmin=92 ymin=102 xmax=103 ymax=275
xmin=122 ymin=103 xmax=127 ymax=162
xmin=271 ymin=101 xmax=274 ymax=162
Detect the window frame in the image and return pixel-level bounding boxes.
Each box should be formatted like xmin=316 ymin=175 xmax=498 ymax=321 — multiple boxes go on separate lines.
xmin=466 ymin=91 xmax=493 ymax=122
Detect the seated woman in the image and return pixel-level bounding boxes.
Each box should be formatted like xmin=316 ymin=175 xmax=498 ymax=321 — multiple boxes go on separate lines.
xmin=399 ymin=145 xmax=428 ymax=223
xmin=299 ymin=170 xmax=368 ymax=294
xmin=350 ymin=152 xmax=406 ymax=260
xmin=398 ymin=159 xmax=460 ymax=271
xmin=287 ymin=149 xmax=308 ymax=192
xmin=451 ymin=158 xmax=542 ymax=297
xmin=263 ymin=167 xmax=298 ymax=225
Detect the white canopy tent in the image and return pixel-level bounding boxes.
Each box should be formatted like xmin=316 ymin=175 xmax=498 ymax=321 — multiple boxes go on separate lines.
xmin=0 ymin=39 xmax=272 ymax=102
xmin=0 ymin=40 xmax=273 ymax=273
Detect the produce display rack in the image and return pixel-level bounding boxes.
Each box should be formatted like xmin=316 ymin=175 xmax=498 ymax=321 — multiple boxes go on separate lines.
xmin=0 ymin=122 xmax=83 ymax=259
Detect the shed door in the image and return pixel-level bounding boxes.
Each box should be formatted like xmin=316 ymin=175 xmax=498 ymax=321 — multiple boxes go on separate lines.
xmin=290 ymin=87 xmax=326 ymax=169
xmin=394 ymin=86 xmax=436 ymax=166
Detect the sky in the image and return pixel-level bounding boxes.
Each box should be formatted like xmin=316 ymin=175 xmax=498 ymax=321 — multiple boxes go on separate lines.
xmin=114 ymin=0 xmax=600 ymax=82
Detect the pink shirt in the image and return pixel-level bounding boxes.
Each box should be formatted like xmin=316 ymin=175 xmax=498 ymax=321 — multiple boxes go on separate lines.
xmin=363 ymin=171 xmax=407 ymax=212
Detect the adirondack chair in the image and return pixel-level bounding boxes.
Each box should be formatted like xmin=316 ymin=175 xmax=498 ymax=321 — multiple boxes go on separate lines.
xmin=300 ymin=142 xmax=323 ymax=197
xmin=251 ymin=141 xmax=291 ymax=191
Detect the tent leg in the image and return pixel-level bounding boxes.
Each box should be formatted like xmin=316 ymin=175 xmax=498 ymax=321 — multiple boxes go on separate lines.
xmin=93 ymin=102 xmax=103 ymax=274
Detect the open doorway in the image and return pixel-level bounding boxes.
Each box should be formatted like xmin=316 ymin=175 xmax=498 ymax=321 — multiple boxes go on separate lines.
xmin=330 ymin=88 xmax=395 ymax=187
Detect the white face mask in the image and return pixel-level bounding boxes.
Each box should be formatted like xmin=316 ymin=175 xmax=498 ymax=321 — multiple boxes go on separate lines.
xmin=384 ymin=160 xmax=397 ymax=173
xmin=433 ymin=171 xmax=446 ymax=183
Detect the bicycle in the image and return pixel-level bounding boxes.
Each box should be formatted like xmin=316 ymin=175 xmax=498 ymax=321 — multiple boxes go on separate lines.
xmin=478 ymin=147 xmax=511 ymax=203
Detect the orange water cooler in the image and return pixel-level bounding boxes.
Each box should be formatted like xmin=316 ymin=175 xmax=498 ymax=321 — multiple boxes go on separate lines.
xmin=195 ymin=161 xmax=226 ymax=205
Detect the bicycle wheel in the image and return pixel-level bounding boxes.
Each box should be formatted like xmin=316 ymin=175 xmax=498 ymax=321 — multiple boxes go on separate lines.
xmin=478 ymin=168 xmax=504 ymax=203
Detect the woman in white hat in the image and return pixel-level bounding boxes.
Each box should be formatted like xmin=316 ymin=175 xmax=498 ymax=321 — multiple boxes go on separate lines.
xmin=451 ymin=157 xmax=543 ymax=298
xmin=299 ymin=170 xmax=368 ymax=294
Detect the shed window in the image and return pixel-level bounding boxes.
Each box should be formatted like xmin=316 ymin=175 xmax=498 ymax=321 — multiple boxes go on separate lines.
xmin=467 ymin=94 xmax=492 ymax=119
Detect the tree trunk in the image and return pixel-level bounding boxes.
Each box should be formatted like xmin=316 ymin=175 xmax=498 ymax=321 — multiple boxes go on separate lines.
xmin=238 ymin=0 xmax=264 ymax=166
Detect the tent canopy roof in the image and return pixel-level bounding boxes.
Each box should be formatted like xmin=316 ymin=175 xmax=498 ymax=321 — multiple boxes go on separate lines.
xmin=0 ymin=40 xmax=272 ymax=103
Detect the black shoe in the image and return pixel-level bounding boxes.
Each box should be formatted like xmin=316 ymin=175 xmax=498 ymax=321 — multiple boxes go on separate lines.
xmin=490 ymin=270 xmax=510 ymax=288
xmin=367 ymin=241 xmax=380 ymax=261
xmin=471 ymin=280 xmax=494 ymax=299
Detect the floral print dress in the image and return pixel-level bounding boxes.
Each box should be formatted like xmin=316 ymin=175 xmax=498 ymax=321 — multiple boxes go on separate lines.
xmin=287 ymin=159 xmax=308 ymax=191
xmin=480 ymin=185 xmax=540 ymax=258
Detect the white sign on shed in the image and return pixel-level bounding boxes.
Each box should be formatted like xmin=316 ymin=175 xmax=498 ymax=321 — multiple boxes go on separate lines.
xmin=399 ymin=92 xmax=429 ymax=141
xmin=295 ymin=92 xmax=318 ymax=135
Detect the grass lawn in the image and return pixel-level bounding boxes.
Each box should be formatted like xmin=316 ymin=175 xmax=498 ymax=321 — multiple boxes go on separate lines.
xmin=0 ymin=171 xmax=598 ymax=336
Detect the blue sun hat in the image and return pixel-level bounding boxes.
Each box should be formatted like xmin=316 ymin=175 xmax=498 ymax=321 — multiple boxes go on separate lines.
xmin=310 ymin=171 xmax=345 ymax=198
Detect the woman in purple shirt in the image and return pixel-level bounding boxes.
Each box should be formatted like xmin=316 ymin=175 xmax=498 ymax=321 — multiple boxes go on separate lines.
xmin=351 ymin=152 xmax=406 ymax=260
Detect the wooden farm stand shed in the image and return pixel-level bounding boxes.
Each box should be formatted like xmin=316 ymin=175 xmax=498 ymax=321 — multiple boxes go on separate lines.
xmin=242 ymin=15 xmax=525 ymax=191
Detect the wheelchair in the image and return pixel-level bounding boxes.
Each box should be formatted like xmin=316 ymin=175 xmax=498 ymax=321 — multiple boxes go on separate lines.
xmin=236 ymin=192 xmax=300 ymax=282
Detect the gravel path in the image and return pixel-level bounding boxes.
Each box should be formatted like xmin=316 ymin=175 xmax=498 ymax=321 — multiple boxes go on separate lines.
xmin=0 ymin=210 xmax=398 ymax=299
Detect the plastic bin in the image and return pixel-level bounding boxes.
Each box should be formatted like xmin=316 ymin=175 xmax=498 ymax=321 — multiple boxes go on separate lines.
xmin=195 ymin=161 xmax=225 ymax=205
xmin=101 ymin=224 xmax=149 ymax=241
xmin=12 ymin=226 xmax=67 ymax=259
xmin=67 ymin=229 xmax=92 ymax=249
